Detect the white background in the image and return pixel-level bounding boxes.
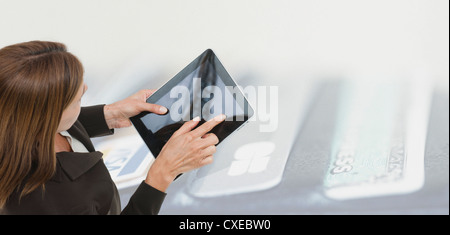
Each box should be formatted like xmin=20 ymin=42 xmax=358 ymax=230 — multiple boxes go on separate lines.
xmin=1 ymin=0 xmax=448 ymax=106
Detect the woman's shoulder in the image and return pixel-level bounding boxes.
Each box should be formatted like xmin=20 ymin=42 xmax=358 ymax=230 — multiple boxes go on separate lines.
xmin=2 ymin=151 xmax=116 ymax=215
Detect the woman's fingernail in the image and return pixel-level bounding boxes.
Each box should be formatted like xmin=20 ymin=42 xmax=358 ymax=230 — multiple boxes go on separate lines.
xmin=214 ymin=114 xmax=226 ymax=121
xmin=159 ymin=106 xmax=168 ymax=113
xmin=193 ymin=116 xmax=201 ymax=121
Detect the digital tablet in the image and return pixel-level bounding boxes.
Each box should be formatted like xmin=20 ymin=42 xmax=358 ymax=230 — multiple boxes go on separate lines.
xmin=130 ymin=49 xmax=254 ymax=158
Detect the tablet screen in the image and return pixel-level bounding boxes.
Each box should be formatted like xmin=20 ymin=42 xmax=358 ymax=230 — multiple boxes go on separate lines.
xmin=131 ymin=49 xmax=254 ymax=158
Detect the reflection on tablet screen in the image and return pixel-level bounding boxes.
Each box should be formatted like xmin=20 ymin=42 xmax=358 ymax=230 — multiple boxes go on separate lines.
xmin=131 ymin=49 xmax=253 ymax=158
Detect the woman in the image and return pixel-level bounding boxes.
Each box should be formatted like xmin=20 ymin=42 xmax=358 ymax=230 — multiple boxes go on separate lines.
xmin=0 ymin=41 xmax=224 ymax=214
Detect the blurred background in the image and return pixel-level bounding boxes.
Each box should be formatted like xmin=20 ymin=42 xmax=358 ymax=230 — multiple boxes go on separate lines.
xmin=1 ymin=0 xmax=448 ymax=214
xmin=0 ymin=0 xmax=448 ymax=103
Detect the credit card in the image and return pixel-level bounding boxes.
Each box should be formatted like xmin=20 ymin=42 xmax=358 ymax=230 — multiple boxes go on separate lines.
xmin=94 ymin=129 xmax=154 ymax=190
xmin=323 ymin=78 xmax=432 ymax=200
xmin=185 ymin=80 xmax=314 ymax=197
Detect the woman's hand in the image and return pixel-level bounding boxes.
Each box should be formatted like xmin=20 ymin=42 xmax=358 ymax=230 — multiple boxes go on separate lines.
xmin=103 ymin=89 xmax=168 ymax=129
xmin=145 ymin=114 xmax=226 ymax=192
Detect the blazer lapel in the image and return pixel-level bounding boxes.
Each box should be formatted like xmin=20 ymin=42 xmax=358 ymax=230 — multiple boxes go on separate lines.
xmin=56 ymin=151 xmax=104 ymax=181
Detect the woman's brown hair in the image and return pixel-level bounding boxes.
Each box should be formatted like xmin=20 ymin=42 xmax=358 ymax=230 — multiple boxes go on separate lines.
xmin=0 ymin=41 xmax=84 ymax=207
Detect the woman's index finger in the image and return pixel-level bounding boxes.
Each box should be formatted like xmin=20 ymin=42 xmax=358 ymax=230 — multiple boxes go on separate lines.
xmin=190 ymin=114 xmax=226 ymax=138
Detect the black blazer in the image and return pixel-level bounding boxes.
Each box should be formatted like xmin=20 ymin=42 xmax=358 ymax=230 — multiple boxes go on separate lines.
xmin=1 ymin=105 xmax=166 ymax=215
